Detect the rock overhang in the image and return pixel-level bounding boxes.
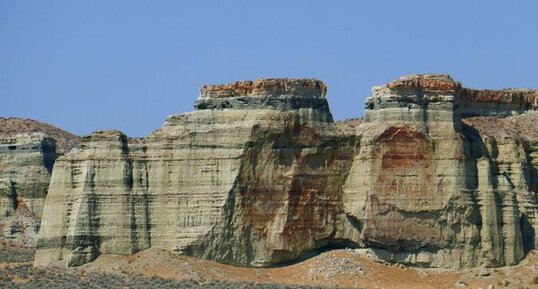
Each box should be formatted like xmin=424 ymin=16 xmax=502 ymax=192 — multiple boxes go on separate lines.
xmin=366 ymin=74 xmax=538 ymax=115
xmin=194 ymin=78 xmax=330 ymax=111
xmin=365 ymin=74 xmax=461 ymax=113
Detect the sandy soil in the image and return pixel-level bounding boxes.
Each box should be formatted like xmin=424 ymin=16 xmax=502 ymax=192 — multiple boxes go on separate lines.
xmin=73 ymin=248 xmax=538 ymax=289
xmin=3 ymin=237 xmax=538 ymax=288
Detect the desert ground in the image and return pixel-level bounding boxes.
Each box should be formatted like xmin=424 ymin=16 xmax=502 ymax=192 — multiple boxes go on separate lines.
xmin=2 ymin=240 xmax=538 ymax=289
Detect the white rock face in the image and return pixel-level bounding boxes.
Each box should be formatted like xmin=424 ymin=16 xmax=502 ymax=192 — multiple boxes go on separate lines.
xmin=34 ymin=75 xmax=538 ymax=269
xmin=35 ymin=79 xmax=356 ymax=267
xmin=0 ymin=133 xmax=56 ymax=246
xmin=463 ymin=112 xmax=538 ymax=267
xmin=340 ymin=75 xmax=538 ymax=268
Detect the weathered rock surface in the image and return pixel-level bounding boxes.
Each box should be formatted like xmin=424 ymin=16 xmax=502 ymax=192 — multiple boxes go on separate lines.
xmin=34 ymin=75 xmax=538 ymax=269
xmin=35 ymin=79 xmax=357 ymax=267
xmin=342 ymin=74 xmax=538 ymax=268
xmin=0 ymin=133 xmax=56 ymax=246
xmin=0 ymin=118 xmax=79 ymax=246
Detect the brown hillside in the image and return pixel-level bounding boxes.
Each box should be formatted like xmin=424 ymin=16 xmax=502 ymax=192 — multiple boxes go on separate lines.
xmin=0 ymin=117 xmax=80 ymax=154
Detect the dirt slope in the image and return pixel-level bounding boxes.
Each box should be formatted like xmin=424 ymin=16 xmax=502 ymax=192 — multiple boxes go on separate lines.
xmin=0 ymin=117 xmax=80 ymax=153
xmin=80 ymin=249 xmax=538 ymax=289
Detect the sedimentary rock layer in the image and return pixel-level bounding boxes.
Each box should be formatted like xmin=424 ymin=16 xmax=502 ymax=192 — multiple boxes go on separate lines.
xmin=344 ymin=74 xmax=538 ymax=268
xmin=35 ymin=79 xmax=355 ymax=267
xmin=35 ymin=75 xmax=538 ymax=269
xmin=0 ymin=133 xmax=56 ymax=245
xmin=0 ymin=117 xmax=80 ymax=154
xmin=0 ymin=118 xmax=79 ymax=246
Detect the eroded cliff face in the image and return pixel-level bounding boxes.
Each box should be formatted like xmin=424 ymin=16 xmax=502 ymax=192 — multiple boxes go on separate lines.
xmin=34 ymin=75 xmax=538 ymax=269
xmin=0 ymin=118 xmax=80 ymax=247
xmin=0 ymin=133 xmax=56 ymax=246
xmin=34 ymin=79 xmax=357 ymax=267
xmin=342 ymin=74 xmax=538 ymax=268
xmin=463 ymin=112 xmax=538 ymax=266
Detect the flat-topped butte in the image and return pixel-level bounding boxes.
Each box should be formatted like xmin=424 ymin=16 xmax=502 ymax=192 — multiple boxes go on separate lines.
xmin=195 ymin=78 xmax=330 ymax=111
xmin=367 ymin=74 xmax=538 ymax=115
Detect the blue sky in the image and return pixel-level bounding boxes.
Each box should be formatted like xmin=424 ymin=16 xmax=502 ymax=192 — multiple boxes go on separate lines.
xmin=1 ymin=1 xmax=537 ymax=136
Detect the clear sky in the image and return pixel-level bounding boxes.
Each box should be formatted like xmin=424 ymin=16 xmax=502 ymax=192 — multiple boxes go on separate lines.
xmin=1 ymin=1 xmax=537 ymax=137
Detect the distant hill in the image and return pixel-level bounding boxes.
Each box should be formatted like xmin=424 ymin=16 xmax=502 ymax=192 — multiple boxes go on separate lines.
xmin=0 ymin=117 xmax=80 ymax=154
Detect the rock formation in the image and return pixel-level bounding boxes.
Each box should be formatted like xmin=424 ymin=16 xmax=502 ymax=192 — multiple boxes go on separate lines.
xmin=34 ymin=75 xmax=538 ymax=269
xmin=0 ymin=133 xmax=56 ymax=245
xmin=0 ymin=117 xmax=81 ymax=154
xmin=342 ymin=74 xmax=538 ymax=268
xmin=0 ymin=118 xmax=79 ymax=246
xmin=34 ymin=79 xmax=356 ymax=267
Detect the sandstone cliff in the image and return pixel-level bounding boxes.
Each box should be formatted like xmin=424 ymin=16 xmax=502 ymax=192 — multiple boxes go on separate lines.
xmin=34 ymin=79 xmax=357 ymax=267
xmin=0 ymin=118 xmax=79 ymax=246
xmin=342 ymin=74 xmax=538 ymax=268
xmin=34 ymin=76 xmax=538 ymax=269
xmin=0 ymin=133 xmax=56 ymax=246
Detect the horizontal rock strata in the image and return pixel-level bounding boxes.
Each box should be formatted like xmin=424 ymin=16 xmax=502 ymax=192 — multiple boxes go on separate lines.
xmin=35 ymin=79 xmax=353 ymax=267
xmin=0 ymin=118 xmax=79 ymax=247
xmin=35 ymin=75 xmax=538 ymax=269
xmin=0 ymin=133 xmax=56 ymax=246
xmin=0 ymin=117 xmax=80 ymax=154
xmin=345 ymin=74 xmax=538 ymax=267
xmin=195 ymin=78 xmax=330 ymax=112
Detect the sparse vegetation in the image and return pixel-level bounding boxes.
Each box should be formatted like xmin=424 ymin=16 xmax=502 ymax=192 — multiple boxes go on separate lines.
xmin=0 ymin=242 xmax=35 ymax=263
xmin=0 ymin=242 xmax=336 ymax=289
xmin=533 ymin=275 xmax=538 ymax=284
xmin=0 ymin=264 xmax=330 ymax=289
